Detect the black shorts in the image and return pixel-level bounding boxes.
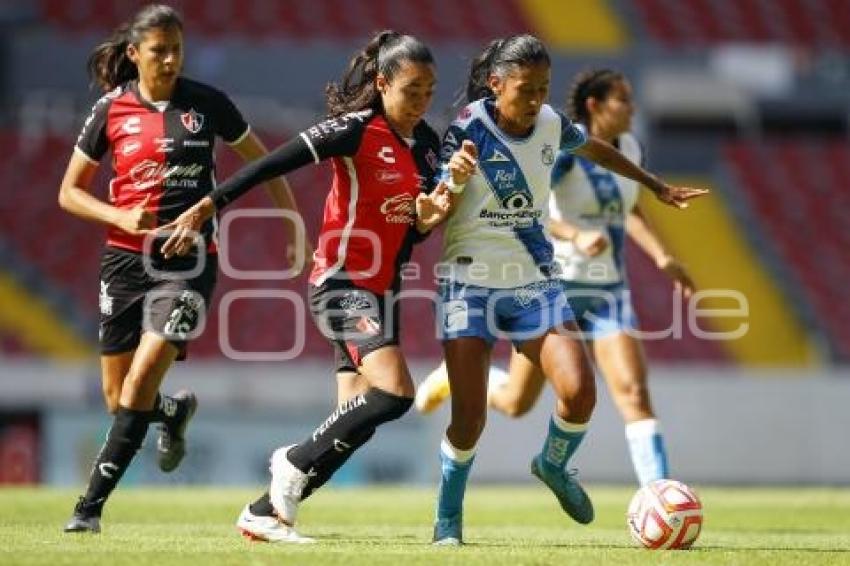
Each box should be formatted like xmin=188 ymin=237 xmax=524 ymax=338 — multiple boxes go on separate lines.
xmin=309 ymin=280 xmax=399 ymax=373
xmin=98 ymin=247 xmax=217 ymax=358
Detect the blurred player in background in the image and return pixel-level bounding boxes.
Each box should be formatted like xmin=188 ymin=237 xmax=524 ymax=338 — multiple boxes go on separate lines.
xmin=59 ymin=4 xmax=306 ymax=533
xmin=418 ymin=69 xmax=696 ymax=489
xmin=161 ymin=30 xmax=476 ymax=543
xmin=429 ymin=36 xmax=707 ymax=545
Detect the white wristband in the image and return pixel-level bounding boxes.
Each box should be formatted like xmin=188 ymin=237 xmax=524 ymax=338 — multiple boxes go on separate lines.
xmin=446 ymin=177 xmax=466 ymax=194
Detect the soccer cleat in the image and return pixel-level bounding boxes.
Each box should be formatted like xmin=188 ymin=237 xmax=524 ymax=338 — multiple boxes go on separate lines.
xmin=63 ymin=497 xmax=101 ymax=533
xmin=269 ymin=445 xmax=310 ymax=526
xmin=157 ymin=390 xmax=198 ymax=473
xmin=432 ymin=515 xmax=463 ymax=545
xmin=236 ymin=505 xmax=315 ymax=544
xmin=531 ymin=454 xmax=594 ymax=524
xmin=415 ymin=363 xmax=451 ymax=414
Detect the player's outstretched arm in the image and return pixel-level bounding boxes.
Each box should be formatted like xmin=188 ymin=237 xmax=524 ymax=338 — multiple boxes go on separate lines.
xmin=573 ymin=137 xmax=709 ymax=209
xmin=230 ymin=131 xmax=314 ymax=275
xmin=626 ymin=206 xmax=695 ymax=297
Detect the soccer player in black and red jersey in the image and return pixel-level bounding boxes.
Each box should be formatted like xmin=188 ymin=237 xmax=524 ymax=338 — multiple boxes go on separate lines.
xmin=161 ymin=30 xmax=477 ymax=542
xmin=58 ymin=4 xmax=307 ymax=533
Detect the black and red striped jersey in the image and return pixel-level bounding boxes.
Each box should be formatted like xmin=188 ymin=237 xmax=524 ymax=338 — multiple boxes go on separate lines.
xmin=209 ymin=109 xmax=441 ymax=294
xmin=75 ymin=77 xmax=249 ymax=254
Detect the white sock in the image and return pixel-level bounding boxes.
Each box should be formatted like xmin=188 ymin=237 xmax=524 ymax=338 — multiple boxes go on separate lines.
xmin=441 ymin=436 xmax=476 ymax=464
xmin=625 ymin=418 xmax=669 ymax=486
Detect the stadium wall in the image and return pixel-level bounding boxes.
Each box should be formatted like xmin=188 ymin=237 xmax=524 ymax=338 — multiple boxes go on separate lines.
xmin=1 ymin=362 xmax=848 ymax=486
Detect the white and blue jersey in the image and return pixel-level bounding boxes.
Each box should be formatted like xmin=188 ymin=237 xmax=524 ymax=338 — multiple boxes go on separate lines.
xmin=549 ymin=132 xmax=643 ymax=337
xmin=436 ymin=99 xmax=587 ymax=344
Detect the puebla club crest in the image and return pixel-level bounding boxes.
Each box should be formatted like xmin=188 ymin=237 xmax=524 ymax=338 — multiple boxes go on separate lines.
xmin=180 ymin=109 xmax=205 ymax=134
xmin=541 ymin=143 xmax=555 ymax=165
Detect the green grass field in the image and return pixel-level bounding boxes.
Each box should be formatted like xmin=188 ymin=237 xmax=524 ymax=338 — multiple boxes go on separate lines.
xmin=2 ymin=486 xmax=849 ymax=565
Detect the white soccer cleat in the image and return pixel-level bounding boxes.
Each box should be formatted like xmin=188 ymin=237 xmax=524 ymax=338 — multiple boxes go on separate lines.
xmin=415 ymin=362 xmax=451 ymax=414
xmin=236 ymin=505 xmax=315 ymax=544
xmin=269 ymin=445 xmax=310 ymax=526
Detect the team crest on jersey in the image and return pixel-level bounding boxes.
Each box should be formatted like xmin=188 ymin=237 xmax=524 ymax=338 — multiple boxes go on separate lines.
xmin=541 ymin=143 xmax=555 ymax=165
xmin=457 ymin=107 xmax=472 ymax=120
xmin=180 ymin=109 xmax=204 ymax=134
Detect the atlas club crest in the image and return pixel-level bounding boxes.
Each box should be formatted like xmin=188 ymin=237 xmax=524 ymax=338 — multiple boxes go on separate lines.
xmin=180 ymin=108 xmax=204 ymax=134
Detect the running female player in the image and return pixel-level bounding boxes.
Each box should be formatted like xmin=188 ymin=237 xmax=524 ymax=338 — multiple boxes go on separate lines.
xmin=429 ymin=36 xmax=706 ymax=544
xmin=60 ymin=4 xmax=305 ymax=533
xmin=417 ymin=69 xmax=695 ymax=488
xmin=160 ymin=30 xmax=476 ymax=543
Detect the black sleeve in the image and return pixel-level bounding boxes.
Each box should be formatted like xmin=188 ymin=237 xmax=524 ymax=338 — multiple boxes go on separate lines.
xmin=75 ymin=95 xmax=111 ymax=162
xmin=209 ymin=112 xmax=368 ymax=209
xmin=410 ymin=122 xmax=444 ymax=244
xmin=210 ymin=89 xmax=249 ymax=144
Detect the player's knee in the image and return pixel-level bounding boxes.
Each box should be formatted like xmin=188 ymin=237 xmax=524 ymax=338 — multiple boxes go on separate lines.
xmin=102 ymin=385 xmax=121 ymax=415
xmin=366 ymin=387 xmax=413 ymax=423
xmin=499 ymin=396 xmax=534 ymax=418
xmin=567 ymin=376 xmax=596 ymax=419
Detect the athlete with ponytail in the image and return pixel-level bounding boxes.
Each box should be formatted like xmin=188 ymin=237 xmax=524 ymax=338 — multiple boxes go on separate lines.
xmin=161 ymin=30 xmax=476 ymax=543
xmin=428 ymin=37 xmax=706 ymax=545
xmin=59 ymin=4 xmax=306 ymax=534
xmin=418 ymin=68 xmax=693 ymax=491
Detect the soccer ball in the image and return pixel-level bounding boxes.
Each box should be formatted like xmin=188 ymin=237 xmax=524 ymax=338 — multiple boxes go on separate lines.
xmin=627 ymin=479 xmax=703 ymax=549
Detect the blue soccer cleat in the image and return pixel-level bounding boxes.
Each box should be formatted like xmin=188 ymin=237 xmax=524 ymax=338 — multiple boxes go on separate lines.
xmin=432 ymin=515 xmax=463 ymax=546
xmin=531 ymin=454 xmax=594 ymax=524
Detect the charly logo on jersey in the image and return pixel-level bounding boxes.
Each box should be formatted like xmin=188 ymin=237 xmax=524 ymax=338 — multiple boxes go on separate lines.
xmin=122 ymin=116 xmax=142 ymax=135
xmin=541 ymin=143 xmax=555 ymax=165
xmin=180 ymin=108 xmax=204 ymax=134
xmin=129 ymin=159 xmax=204 ymax=189
xmin=377 ymin=146 xmax=396 ymax=164
xmin=380 ymin=193 xmax=415 ymax=224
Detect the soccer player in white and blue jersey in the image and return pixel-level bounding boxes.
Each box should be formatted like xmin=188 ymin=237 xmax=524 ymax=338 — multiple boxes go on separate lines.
xmin=489 ymin=70 xmax=696 ymax=486
xmin=430 ymin=37 xmax=707 ymax=545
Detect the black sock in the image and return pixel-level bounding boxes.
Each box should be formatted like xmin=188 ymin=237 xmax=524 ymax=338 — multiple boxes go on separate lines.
xmin=287 ymin=388 xmax=412 ymax=487
xmin=249 ymin=492 xmax=275 ymax=516
xmin=248 ymin=427 xmax=375 ymax=516
xmin=79 ymin=407 xmax=150 ymax=516
xmin=301 ymin=427 xmax=375 ymax=500
xmin=150 ymin=393 xmax=184 ymax=425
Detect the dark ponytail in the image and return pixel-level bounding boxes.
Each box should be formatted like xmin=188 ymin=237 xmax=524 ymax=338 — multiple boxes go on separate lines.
xmin=87 ymin=4 xmax=183 ymax=92
xmin=465 ymin=34 xmax=550 ymax=102
xmin=326 ymin=30 xmax=434 ymax=117
xmin=567 ymin=68 xmax=625 ymax=126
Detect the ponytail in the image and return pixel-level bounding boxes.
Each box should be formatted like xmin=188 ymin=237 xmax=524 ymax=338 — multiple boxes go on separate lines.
xmin=87 ymin=4 xmax=183 ymax=92
xmin=465 ymin=39 xmax=504 ymax=102
xmin=465 ymin=34 xmax=550 ymax=103
xmin=326 ymin=30 xmax=434 ymax=117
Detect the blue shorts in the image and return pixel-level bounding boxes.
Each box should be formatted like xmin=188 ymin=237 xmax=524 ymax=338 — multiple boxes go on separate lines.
xmin=562 ymin=282 xmax=636 ymax=339
xmin=437 ymin=279 xmax=576 ymax=346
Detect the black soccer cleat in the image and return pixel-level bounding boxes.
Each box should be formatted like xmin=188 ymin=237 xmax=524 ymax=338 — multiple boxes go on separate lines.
xmin=157 ymin=390 xmax=198 ymax=473
xmin=64 ymin=497 xmax=101 ymax=533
